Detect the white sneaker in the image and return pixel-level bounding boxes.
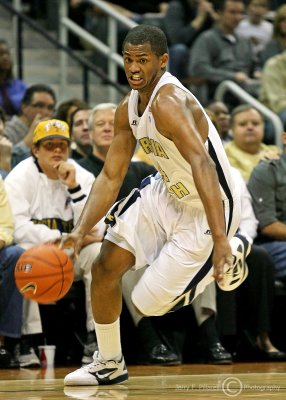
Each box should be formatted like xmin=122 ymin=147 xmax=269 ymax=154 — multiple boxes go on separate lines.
xmin=64 ymin=351 xmax=128 ymax=386
xmin=14 ymin=344 xmax=41 ymax=368
xmin=217 ymin=234 xmax=251 ymax=291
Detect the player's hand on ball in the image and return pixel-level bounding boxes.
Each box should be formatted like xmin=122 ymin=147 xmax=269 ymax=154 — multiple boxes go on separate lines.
xmin=60 ymin=229 xmax=84 ymax=259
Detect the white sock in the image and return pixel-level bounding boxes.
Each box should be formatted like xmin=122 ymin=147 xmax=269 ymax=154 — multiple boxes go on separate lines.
xmin=94 ymin=318 xmax=122 ymax=361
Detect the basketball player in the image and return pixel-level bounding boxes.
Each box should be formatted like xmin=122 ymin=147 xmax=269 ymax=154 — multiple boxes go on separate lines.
xmin=64 ymin=25 xmax=250 ymax=386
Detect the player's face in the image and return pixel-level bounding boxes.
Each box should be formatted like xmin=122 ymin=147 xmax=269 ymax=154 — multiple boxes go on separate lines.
xmin=91 ymin=108 xmax=115 ymax=150
xmin=232 ymin=109 xmax=264 ymax=149
xmin=123 ymin=43 xmax=168 ymax=91
xmin=33 ymin=139 xmax=70 ymax=177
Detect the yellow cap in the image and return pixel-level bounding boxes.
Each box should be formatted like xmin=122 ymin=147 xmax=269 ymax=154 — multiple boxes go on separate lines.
xmin=33 ymin=119 xmax=70 ymax=143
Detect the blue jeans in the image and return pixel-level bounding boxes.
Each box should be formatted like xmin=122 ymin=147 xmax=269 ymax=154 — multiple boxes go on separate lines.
xmin=0 ymin=245 xmax=24 ymax=338
xmin=260 ymin=241 xmax=286 ymax=279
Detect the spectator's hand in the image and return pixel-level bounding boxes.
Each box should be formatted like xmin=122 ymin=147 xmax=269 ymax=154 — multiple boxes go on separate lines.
xmin=24 ymin=114 xmax=49 ymax=148
xmin=253 ymin=70 xmax=262 ymax=79
xmin=192 ymin=0 xmax=215 ymax=27
xmin=260 ymin=150 xmax=280 ymax=161
xmin=0 ymin=136 xmax=12 ymax=171
xmin=0 ymin=136 xmax=12 ymax=157
xmin=70 ymin=0 xmax=82 ymax=7
xmin=234 ymin=72 xmax=249 ymax=83
xmin=159 ymin=2 xmax=169 ymax=14
xmin=199 ymin=0 xmax=218 ymax=20
xmin=54 ymin=161 xmax=77 ymax=189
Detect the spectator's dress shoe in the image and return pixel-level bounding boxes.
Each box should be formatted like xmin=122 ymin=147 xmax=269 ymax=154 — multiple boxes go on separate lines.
xmin=202 ymin=342 xmax=233 ymax=365
xmin=235 ymin=330 xmax=286 ymax=362
xmin=138 ymin=344 xmax=181 ymax=365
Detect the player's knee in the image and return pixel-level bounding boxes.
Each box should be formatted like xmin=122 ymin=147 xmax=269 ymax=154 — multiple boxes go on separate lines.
xmin=91 ymin=257 xmax=111 ymax=280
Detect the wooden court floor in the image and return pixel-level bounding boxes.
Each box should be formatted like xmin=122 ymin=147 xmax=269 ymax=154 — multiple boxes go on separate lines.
xmin=0 ymin=362 xmax=286 ymax=400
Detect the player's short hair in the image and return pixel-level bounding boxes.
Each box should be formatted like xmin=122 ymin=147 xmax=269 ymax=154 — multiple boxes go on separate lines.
xmin=122 ymin=25 xmax=168 ymax=57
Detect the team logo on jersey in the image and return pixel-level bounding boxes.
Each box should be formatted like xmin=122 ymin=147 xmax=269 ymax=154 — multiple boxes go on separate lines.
xmin=139 ymin=137 xmax=169 ymax=159
xmin=131 ymin=120 xmax=138 ymax=126
xmin=204 ymin=229 xmax=212 ymax=235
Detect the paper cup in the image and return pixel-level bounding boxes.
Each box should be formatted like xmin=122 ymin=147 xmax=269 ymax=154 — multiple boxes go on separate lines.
xmin=38 ymin=345 xmax=56 ymax=368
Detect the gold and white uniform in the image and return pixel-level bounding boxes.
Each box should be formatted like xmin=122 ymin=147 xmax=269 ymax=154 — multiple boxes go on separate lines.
xmin=105 ymin=72 xmax=241 ymax=316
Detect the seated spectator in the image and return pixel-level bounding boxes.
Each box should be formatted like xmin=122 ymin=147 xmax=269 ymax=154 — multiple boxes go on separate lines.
xmin=224 ymin=104 xmax=280 ymax=181
xmin=188 ymin=0 xmax=261 ymax=105
xmin=0 ymin=40 xmax=27 ymax=118
xmin=54 ymin=98 xmax=88 ymax=127
xmin=217 ymin=167 xmax=285 ymax=361
xmin=260 ymin=4 xmax=286 ymax=65
xmin=4 ymin=84 xmax=56 ymax=145
xmin=259 ymin=50 xmax=286 ymax=130
xmin=235 ymin=0 xmax=273 ymax=57
xmin=69 ymin=108 xmax=92 ymax=160
xmin=206 ymin=101 xmax=232 ymax=144
xmin=3 ymin=84 xmax=56 ymax=167
xmin=0 ymin=107 xmax=12 ymax=178
xmin=206 ymin=105 xmax=285 ymax=360
xmin=5 ymin=119 xmax=105 ymax=367
xmin=0 ymin=176 xmax=24 ymax=368
xmin=248 ymin=131 xmax=286 ymax=283
xmin=164 ymin=0 xmax=217 ymax=80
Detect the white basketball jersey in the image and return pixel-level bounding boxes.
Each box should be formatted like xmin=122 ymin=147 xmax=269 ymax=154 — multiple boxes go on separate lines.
xmin=128 ymin=72 xmax=236 ymax=208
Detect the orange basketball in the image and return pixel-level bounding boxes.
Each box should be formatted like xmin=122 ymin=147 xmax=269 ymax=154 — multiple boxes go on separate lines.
xmin=14 ymin=244 xmax=74 ymax=304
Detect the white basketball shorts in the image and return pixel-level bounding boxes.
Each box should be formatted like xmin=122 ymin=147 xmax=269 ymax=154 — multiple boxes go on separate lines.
xmin=105 ymin=173 xmax=240 ymax=316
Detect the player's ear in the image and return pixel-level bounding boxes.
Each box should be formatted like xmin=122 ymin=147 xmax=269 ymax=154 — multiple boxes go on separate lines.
xmin=160 ymin=53 xmax=168 ymax=70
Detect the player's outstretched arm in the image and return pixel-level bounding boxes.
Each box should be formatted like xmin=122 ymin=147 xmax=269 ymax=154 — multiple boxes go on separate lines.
xmin=152 ymin=85 xmax=232 ymax=283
